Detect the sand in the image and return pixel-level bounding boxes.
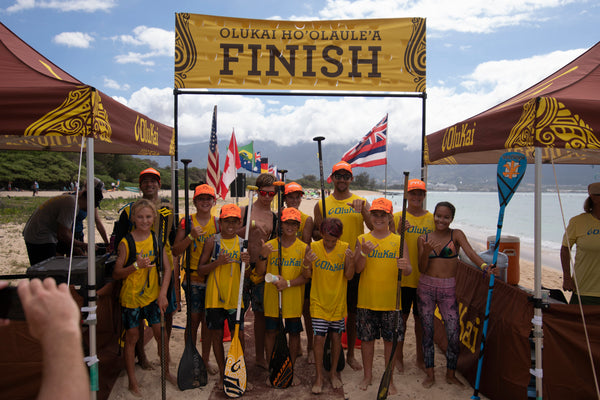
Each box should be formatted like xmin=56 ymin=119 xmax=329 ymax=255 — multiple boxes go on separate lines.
xmin=0 ymin=190 xmax=566 ymax=399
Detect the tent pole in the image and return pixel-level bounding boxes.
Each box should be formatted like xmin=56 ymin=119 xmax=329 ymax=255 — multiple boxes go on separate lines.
xmin=533 ymin=147 xmax=543 ymax=399
xmin=421 ymin=93 xmax=427 ymax=209
xmin=173 ymin=90 xmax=180 ymax=219
xmin=86 ymin=137 xmax=98 ymax=399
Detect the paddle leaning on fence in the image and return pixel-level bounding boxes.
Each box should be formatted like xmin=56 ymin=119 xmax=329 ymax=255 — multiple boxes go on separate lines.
xmin=472 ymin=152 xmax=527 ymax=400
xmin=223 ymin=185 xmax=257 ymax=398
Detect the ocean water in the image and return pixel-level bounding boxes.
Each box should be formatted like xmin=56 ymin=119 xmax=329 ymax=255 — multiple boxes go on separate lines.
xmin=367 ymin=191 xmax=589 ymax=271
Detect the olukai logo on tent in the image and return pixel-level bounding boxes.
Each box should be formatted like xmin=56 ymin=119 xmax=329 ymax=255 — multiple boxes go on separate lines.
xmin=441 ymin=122 xmax=475 ymax=152
xmin=135 ymin=116 xmax=158 ymax=146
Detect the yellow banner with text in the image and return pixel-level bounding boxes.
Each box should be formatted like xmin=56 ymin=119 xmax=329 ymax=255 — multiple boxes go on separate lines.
xmin=175 ymin=14 xmax=426 ymax=92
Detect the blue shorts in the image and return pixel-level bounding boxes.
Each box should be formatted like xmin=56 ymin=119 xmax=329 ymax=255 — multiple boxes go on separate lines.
xmin=243 ymin=278 xmax=264 ymax=313
xmin=356 ymin=308 xmax=404 ymax=342
xmin=182 ymin=281 xmax=206 ymax=314
xmin=206 ymin=308 xmax=245 ymax=331
xmin=122 ymin=301 xmax=161 ymax=330
xmin=265 ymin=317 xmax=303 ymax=334
xmin=312 ymin=317 xmax=345 ymax=336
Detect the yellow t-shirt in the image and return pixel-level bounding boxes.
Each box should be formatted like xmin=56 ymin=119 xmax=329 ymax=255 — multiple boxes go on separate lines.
xmin=563 ymin=212 xmax=600 ymax=297
xmin=319 ymin=193 xmax=366 ymax=249
xmin=119 ymin=234 xmax=159 ymax=309
xmin=180 ymin=214 xmax=218 ymax=281
xmin=357 ymin=232 xmax=402 ymax=311
xmin=393 ymin=211 xmax=435 ymax=288
xmin=309 ymin=239 xmax=349 ymax=321
xmin=205 ymin=236 xmax=244 ymax=310
xmin=297 ymin=210 xmax=309 ymax=240
xmin=263 ymin=238 xmax=306 ymax=319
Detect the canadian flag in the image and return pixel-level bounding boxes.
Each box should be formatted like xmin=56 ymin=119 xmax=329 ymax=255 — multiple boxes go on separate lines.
xmin=218 ymin=130 xmax=241 ymax=199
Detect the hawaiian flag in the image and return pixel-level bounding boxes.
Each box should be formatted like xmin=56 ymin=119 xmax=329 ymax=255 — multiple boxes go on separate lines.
xmin=341 ymin=114 xmax=388 ymax=168
xmin=206 ymin=105 xmax=220 ymax=190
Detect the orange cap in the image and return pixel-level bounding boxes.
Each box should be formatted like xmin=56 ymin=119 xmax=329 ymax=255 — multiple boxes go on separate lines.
xmin=285 ymin=182 xmax=304 ymax=195
xmin=194 ymin=184 xmax=216 ymax=199
xmin=331 ymin=161 xmax=352 ymax=175
xmin=139 ymin=167 xmax=160 ymax=185
xmin=281 ymin=207 xmax=302 ymax=222
xmin=370 ymin=197 xmax=393 ymax=214
xmin=220 ymin=204 xmax=241 ymax=219
xmin=407 ymin=179 xmax=426 ymax=192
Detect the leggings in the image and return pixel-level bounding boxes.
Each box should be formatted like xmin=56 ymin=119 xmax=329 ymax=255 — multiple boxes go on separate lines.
xmin=417 ymin=275 xmax=460 ymax=370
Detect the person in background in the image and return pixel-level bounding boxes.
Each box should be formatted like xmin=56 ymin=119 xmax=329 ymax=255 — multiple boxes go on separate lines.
xmin=283 ymin=181 xmax=315 ymax=363
xmin=0 ymin=278 xmax=90 ymax=400
xmin=354 ymin=198 xmax=411 ymax=394
xmin=417 ymin=201 xmax=487 ymax=388
xmin=32 ymin=180 xmax=39 ymax=196
xmin=239 ymin=173 xmax=278 ymax=370
xmin=23 ymin=187 xmax=89 ymax=265
xmin=171 ymin=183 xmax=219 ymax=374
xmin=392 ymin=179 xmax=434 ymax=372
xmin=313 ymin=161 xmax=373 ymax=371
xmin=561 ymin=182 xmax=600 ymax=305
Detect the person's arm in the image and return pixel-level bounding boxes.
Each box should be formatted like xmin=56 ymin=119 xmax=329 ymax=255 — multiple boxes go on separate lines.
xmin=302 ymin=245 xmax=317 ymax=280
xmin=561 ymin=245 xmax=574 ymax=291
xmin=255 ymin=239 xmax=274 ymax=276
xmin=417 ymin=235 xmax=431 ymax=274
xmin=302 ymin=216 xmax=314 ymax=245
xmin=18 ymin=278 xmax=89 ymax=400
xmin=196 ymin=237 xmax=231 ymax=276
xmin=57 ymin=223 xmax=86 ymax=251
xmin=313 ymin=202 xmax=323 ymax=241
xmin=157 ymin=250 xmax=172 ymax=313
xmin=361 ymin=200 xmax=374 ymax=231
xmin=398 ymin=237 xmax=412 ymax=276
xmin=112 ymin=241 xmax=153 ymax=280
xmin=93 ymin=208 xmax=109 ymax=244
xmin=455 ymin=230 xmax=487 ymax=269
xmin=343 ymin=244 xmax=355 ymax=280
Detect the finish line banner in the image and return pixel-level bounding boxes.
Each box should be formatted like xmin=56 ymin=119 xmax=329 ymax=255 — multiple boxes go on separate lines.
xmin=175 ymin=14 xmax=426 ymax=92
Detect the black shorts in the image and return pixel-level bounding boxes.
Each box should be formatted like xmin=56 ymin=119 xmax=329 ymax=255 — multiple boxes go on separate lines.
xmin=401 ymin=286 xmax=419 ymax=317
xmin=346 ymin=273 xmax=360 ymax=314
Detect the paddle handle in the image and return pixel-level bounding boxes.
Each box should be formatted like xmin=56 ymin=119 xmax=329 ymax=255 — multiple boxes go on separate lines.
xmin=235 ymin=186 xmax=256 ymax=321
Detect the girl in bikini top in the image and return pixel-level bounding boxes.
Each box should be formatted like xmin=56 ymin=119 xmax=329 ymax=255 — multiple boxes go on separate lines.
xmin=426 ymin=229 xmax=458 ymax=259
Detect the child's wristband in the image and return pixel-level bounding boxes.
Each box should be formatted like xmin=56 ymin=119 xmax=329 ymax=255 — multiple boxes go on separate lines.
xmin=286 ymin=279 xmax=291 ymax=288
xmin=360 ymin=251 xmax=368 ymax=257
xmin=133 ymin=261 xmax=139 ymax=270
xmin=480 ymin=262 xmax=488 ymax=270
xmin=187 ymin=233 xmax=194 ymax=241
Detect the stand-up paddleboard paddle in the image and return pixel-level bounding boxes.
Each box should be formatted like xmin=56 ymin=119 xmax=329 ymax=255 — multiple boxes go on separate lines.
xmin=313 ymin=136 xmax=346 ymax=373
xmin=269 ymin=173 xmax=293 ymax=388
xmin=377 ymin=171 xmax=409 ymax=400
xmin=224 ymin=185 xmax=257 ymax=397
xmin=472 ymin=152 xmax=527 ymax=400
xmin=177 ymin=159 xmax=208 ymax=390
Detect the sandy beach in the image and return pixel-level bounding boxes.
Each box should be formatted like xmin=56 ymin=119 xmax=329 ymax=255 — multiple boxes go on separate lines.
xmin=0 ymin=189 xmax=566 ymax=399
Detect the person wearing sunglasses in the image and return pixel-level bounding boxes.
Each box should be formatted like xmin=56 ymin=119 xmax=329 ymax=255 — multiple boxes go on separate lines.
xmin=238 ymin=172 xmax=279 ymax=370
xmin=313 ymin=160 xmax=373 ymax=371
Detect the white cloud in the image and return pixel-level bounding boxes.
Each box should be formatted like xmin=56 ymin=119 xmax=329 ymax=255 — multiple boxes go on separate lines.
xmin=113 ymin=26 xmax=173 ymax=65
xmin=103 ymin=78 xmax=130 ymax=91
xmin=5 ymin=0 xmax=116 ymax=13
xmin=53 ymin=32 xmax=94 ymax=48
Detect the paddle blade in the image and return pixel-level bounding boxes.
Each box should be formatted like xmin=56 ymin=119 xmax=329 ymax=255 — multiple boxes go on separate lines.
xmin=377 ymin=338 xmax=399 ymax=400
xmin=224 ymin=325 xmax=246 ymax=398
xmin=496 ymin=152 xmax=527 ymax=208
xmin=269 ymin=330 xmax=293 ymax=388
xmin=177 ymin=340 xmax=208 ymax=390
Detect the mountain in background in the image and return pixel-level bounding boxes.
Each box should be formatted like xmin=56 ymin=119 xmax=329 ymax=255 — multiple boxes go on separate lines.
xmin=155 ymin=140 xmax=600 ymax=191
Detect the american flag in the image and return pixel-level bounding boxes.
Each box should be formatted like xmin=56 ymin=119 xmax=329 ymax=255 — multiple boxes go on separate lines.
xmin=206 ymin=105 xmax=220 ymax=190
xmin=341 ymin=114 xmax=388 ymax=168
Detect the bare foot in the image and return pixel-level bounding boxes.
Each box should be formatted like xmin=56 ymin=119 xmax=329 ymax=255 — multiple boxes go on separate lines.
xmin=389 ymin=382 xmax=398 ymax=395
xmin=307 ymin=349 xmax=315 ymax=364
xmin=422 ymin=375 xmax=435 ymax=388
xmin=128 ymin=386 xmax=142 ymax=398
xmin=292 ymin=375 xmax=301 ymax=386
xmin=138 ymin=359 xmax=154 ymax=370
xmin=246 ymin=381 xmax=254 ymax=391
xmin=256 ymin=359 xmax=269 ymax=370
xmin=446 ymin=372 xmax=464 ymax=386
xmin=215 ymin=379 xmax=224 ymax=391
xmin=416 ymin=360 xmax=426 ymax=371
xmin=395 ymin=358 xmax=404 ymax=374
xmin=312 ymin=381 xmax=323 ymax=394
xmin=358 ymin=376 xmax=372 ymax=390
xmin=347 ymin=356 xmax=363 ymax=371
xmin=166 ymin=372 xmax=177 ymax=386
xmin=330 ymin=372 xmax=343 ymax=389
xmin=207 ymin=361 xmax=219 ymax=375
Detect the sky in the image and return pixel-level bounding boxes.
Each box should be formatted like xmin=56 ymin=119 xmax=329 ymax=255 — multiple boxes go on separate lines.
xmin=1 ymin=0 xmax=599 ymax=165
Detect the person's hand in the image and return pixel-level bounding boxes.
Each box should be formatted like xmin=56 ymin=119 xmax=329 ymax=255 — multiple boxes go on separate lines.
xmin=347 ymin=199 xmax=365 ymax=213
xmin=345 ymin=247 xmax=355 ymax=259
xmin=136 ymin=255 xmax=153 ymax=269
xmin=190 ymin=225 xmax=204 ymax=239
xmin=304 ymin=248 xmax=317 ymax=266
xmin=360 ymin=237 xmax=378 ymax=256
xmin=0 ymin=281 xmax=9 ymax=326
xmin=273 ymin=275 xmax=288 ymax=291
xmin=398 ymin=219 xmax=412 ymax=234
xmin=563 ymin=275 xmax=575 ymax=292
xmin=216 ymin=251 xmax=233 ymax=266
xmin=260 ymin=240 xmax=274 ymax=259
xmin=17 ymin=278 xmax=81 ymax=343
xmin=241 ymin=251 xmax=250 ymax=265
xmin=397 ymin=258 xmax=412 ymax=275
xmin=157 ymin=294 xmax=168 ymax=314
